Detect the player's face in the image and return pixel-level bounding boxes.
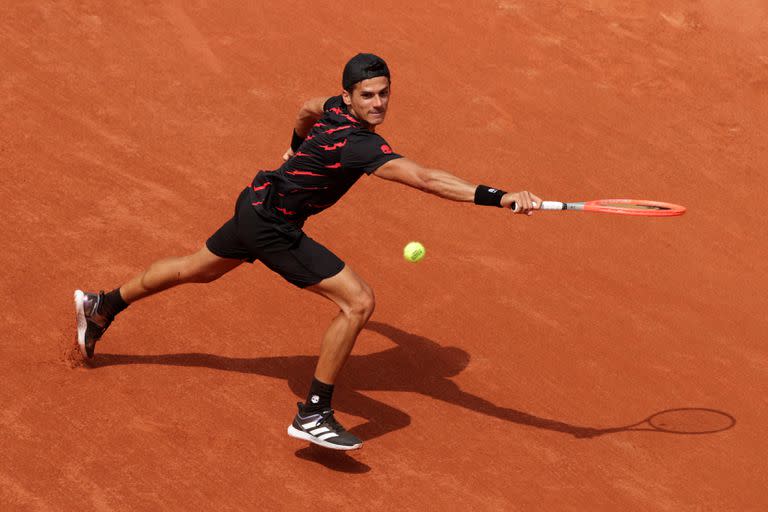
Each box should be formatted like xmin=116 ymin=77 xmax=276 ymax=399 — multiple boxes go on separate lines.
xmin=343 ymin=76 xmax=391 ymax=127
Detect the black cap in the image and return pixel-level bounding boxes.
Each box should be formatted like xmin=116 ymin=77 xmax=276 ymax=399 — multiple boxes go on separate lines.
xmin=342 ymin=53 xmax=390 ymax=91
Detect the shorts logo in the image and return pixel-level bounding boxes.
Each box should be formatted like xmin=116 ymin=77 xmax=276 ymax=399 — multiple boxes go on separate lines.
xmin=381 ymin=144 xmax=392 ymax=154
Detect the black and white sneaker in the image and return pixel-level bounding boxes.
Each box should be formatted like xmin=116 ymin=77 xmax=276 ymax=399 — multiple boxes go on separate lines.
xmin=287 ymin=403 xmax=362 ymax=451
xmin=74 ymin=290 xmax=112 ymax=359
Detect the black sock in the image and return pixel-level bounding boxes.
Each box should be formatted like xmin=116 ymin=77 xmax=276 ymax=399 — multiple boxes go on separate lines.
xmin=304 ymin=378 xmax=334 ymax=412
xmin=98 ymin=288 xmax=129 ymax=320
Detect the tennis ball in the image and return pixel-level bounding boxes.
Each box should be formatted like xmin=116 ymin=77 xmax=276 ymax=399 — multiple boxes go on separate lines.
xmin=403 ymin=241 xmax=426 ymax=263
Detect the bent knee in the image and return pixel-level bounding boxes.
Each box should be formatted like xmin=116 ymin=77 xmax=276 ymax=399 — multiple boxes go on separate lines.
xmin=347 ymin=286 xmax=375 ymax=319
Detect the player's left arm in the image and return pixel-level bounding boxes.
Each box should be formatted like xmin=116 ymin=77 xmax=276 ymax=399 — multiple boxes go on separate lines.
xmin=373 ymin=157 xmax=541 ymax=214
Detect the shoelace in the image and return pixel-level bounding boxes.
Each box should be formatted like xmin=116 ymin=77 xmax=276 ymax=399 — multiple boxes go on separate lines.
xmin=317 ymin=409 xmax=346 ymax=433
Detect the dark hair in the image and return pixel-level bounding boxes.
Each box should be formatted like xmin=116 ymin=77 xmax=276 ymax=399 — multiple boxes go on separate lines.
xmin=342 ymin=53 xmax=390 ymax=91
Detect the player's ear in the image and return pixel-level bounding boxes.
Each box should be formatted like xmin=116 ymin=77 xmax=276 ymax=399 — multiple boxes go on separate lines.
xmin=342 ymin=89 xmax=352 ymax=106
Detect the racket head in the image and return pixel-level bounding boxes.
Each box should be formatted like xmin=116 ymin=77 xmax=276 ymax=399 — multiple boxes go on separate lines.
xmin=645 ymin=408 xmax=735 ymax=434
xmin=582 ymin=199 xmax=686 ymax=216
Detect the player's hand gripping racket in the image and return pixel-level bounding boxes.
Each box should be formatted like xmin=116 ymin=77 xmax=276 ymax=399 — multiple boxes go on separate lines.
xmin=534 ymin=198 xmax=686 ymax=217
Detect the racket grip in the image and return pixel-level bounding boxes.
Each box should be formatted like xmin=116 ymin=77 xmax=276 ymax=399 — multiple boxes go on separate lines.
xmin=540 ymin=201 xmax=565 ymax=210
xmin=510 ymin=201 xmax=545 ymax=212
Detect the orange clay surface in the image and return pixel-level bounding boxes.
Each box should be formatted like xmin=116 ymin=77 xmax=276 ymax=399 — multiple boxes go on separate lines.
xmin=2 ymin=1 xmax=768 ymax=510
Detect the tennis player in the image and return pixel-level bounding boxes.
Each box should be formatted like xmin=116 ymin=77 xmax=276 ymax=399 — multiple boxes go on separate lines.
xmin=74 ymin=53 xmax=541 ymax=451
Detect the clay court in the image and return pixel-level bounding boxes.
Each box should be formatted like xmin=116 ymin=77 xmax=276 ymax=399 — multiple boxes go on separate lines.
xmin=2 ymin=1 xmax=767 ymax=510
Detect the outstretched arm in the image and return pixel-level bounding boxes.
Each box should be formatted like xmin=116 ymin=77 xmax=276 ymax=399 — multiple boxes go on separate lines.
xmin=282 ymin=96 xmax=330 ymax=161
xmin=374 ymin=157 xmax=541 ymax=214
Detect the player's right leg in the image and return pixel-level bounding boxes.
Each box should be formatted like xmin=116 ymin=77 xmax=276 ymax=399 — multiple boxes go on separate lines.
xmin=119 ymin=245 xmax=243 ymax=303
xmin=75 ymin=188 xmax=254 ymax=359
xmin=75 ymin=246 xmax=243 ymax=359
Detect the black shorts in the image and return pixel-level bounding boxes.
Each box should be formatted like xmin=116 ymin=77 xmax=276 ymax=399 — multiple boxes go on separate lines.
xmin=206 ymin=188 xmax=345 ymax=288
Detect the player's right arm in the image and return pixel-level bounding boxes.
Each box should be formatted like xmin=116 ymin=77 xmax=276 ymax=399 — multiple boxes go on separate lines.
xmin=374 ymin=157 xmax=541 ymax=214
xmin=282 ymin=96 xmax=330 ymax=161
xmin=295 ymin=96 xmax=330 ymax=137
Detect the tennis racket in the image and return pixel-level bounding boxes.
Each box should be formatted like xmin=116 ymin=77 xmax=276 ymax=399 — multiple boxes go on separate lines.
xmin=535 ymin=198 xmax=686 ymax=217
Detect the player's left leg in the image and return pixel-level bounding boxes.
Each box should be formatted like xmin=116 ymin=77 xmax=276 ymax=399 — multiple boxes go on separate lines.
xmin=235 ymin=206 xmax=371 ymax=450
xmin=306 ymin=265 xmax=375 ymax=384
xmin=286 ymin=265 xmax=373 ymax=451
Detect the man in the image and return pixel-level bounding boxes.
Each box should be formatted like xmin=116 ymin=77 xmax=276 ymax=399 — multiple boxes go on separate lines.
xmin=74 ymin=53 xmax=541 ymax=451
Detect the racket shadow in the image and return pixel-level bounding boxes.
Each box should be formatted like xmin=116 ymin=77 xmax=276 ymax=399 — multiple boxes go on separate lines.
xmin=578 ymin=408 xmax=737 ymax=437
xmin=87 ymin=321 xmax=735 ymax=443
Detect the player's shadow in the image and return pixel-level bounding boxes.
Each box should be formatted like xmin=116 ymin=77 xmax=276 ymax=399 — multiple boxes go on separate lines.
xmin=89 ymin=321 xmax=733 ymax=471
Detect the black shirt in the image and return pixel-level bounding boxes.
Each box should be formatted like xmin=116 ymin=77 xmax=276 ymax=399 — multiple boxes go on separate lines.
xmin=248 ymin=95 xmax=402 ymax=225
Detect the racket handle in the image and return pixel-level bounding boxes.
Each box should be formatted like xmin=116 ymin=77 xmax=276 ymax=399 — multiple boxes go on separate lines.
xmin=510 ymin=201 xmax=558 ymax=212
xmin=540 ymin=201 xmax=565 ymax=210
xmin=508 ymin=201 xmax=529 ymax=212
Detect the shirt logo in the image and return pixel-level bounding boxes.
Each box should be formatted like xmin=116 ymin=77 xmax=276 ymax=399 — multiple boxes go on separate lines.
xmin=381 ymin=144 xmax=393 ymax=154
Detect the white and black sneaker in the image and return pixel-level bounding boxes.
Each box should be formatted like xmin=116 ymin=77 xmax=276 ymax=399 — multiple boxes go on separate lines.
xmin=287 ymin=402 xmax=362 ymax=451
xmin=74 ymin=290 xmax=112 ymax=359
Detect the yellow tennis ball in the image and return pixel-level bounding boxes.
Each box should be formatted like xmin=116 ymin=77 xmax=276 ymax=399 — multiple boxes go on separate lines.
xmin=403 ymin=241 xmax=426 ymax=263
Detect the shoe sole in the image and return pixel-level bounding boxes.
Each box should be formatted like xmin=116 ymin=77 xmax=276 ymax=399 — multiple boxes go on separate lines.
xmin=73 ymin=290 xmax=88 ymax=358
xmin=287 ymin=425 xmax=362 ymax=451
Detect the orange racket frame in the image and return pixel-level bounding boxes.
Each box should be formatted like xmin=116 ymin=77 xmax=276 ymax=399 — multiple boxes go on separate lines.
xmin=538 ymin=199 xmax=686 ymax=217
